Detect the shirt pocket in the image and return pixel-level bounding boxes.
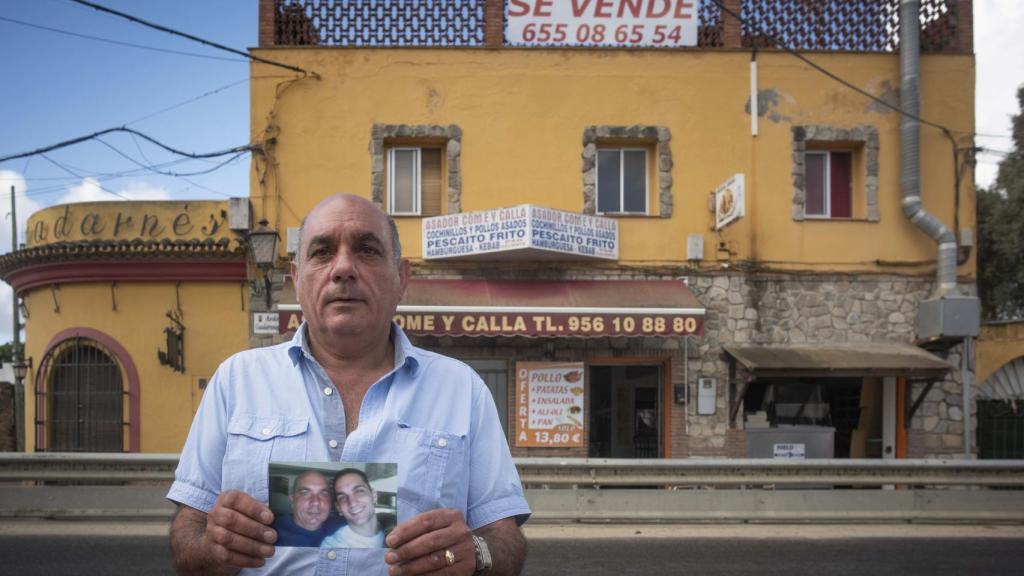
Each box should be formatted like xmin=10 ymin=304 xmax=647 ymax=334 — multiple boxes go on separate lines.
xmin=223 ymin=415 xmax=309 ymax=502
xmin=394 ymin=421 xmax=467 ymax=516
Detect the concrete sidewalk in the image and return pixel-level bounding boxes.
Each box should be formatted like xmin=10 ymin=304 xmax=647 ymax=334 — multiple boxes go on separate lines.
xmin=3 ymin=519 xmax=1023 ymax=540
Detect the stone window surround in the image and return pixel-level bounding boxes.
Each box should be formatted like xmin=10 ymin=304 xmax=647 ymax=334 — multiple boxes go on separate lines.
xmin=791 ymin=124 xmax=879 ymax=222
xmin=371 ymin=123 xmax=463 ymax=214
xmin=582 ymin=125 xmax=673 ymax=218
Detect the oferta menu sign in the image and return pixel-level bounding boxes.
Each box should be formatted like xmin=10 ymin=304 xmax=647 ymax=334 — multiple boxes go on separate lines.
xmin=515 ymin=362 xmax=585 ymax=448
xmin=507 ymin=0 xmax=699 ymax=48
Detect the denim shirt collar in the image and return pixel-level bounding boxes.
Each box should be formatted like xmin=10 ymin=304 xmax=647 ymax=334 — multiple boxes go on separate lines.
xmin=287 ymin=321 xmax=421 ymax=377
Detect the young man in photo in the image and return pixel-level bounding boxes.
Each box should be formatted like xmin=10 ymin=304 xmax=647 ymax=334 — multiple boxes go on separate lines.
xmin=321 ymin=468 xmax=394 ymax=549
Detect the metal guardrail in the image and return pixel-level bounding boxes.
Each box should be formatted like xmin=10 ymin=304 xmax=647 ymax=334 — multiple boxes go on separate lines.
xmin=2 ymin=454 xmax=1023 ymax=522
xmin=3 ymin=454 xmax=1024 ymax=486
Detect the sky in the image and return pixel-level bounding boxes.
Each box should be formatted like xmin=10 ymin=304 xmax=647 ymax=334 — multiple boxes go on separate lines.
xmin=0 ymin=0 xmax=1022 ymax=345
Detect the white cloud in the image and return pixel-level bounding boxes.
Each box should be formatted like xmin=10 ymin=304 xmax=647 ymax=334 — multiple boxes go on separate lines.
xmin=0 ymin=170 xmax=45 ymax=345
xmin=56 ymin=177 xmax=171 ymax=205
xmin=975 ymin=0 xmax=1024 ymax=189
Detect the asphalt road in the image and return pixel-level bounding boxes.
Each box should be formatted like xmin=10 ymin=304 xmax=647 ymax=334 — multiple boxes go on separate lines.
xmin=1 ymin=523 xmax=1022 ymax=575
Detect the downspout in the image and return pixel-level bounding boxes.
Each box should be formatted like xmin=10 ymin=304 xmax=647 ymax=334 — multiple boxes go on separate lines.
xmin=900 ymin=0 xmax=958 ymax=297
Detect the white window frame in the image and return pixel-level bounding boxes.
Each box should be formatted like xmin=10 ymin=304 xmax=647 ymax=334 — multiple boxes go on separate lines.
xmin=804 ymin=150 xmax=831 ymax=219
xmin=596 ymin=147 xmax=649 ymax=215
xmin=387 ymin=147 xmax=422 ymax=216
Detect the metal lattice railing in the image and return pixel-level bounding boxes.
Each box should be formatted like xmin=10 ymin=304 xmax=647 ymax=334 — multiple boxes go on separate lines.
xmin=740 ymin=0 xmax=958 ymax=53
xmin=270 ymin=0 xmax=961 ymax=52
xmin=698 ymin=0 xmax=725 ymax=48
xmin=275 ymin=0 xmax=486 ymax=47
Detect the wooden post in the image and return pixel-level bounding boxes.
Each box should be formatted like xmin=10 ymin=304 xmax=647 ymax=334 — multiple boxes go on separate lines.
xmin=722 ymin=0 xmax=743 ymax=48
xmin=485 ymin=0 xmax=504 ymax=47
xmin=258 ymin=0 xmax=276 ymax=48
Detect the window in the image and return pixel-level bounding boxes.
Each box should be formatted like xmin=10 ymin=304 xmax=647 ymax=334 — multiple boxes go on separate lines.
xmin=387 ymin=147 xmax=441 ymax=216
xmin=792 ymin=125 xmax=879 ymax=222
xmin=597 ymin=148 xmax=648 ymax=214
xmin=805 ymin=151 xmax=852 ymax=218
xmin=372 ymin=124 xmax=461 ymax=214
xmin=582 ymin=125 xmax=672 ymax=218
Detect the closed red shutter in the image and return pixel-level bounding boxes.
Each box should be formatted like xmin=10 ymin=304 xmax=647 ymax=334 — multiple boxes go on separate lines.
xmin=829 ymin=152 xmax=852 ymax=218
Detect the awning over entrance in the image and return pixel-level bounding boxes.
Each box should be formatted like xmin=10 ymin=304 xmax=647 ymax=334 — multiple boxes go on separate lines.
xmin=722 ymin=343 xmax=952 ymax=379
xmin=278 ymin=279 xmax=705 ymax=337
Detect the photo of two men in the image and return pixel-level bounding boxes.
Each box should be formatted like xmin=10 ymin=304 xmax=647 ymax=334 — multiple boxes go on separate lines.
xmin=268 ymin=462 xmax=397 ymax=549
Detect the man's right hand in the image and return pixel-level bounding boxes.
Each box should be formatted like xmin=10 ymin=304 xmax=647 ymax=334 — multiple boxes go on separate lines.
xmin=170 ymin=491 xmax=277 ymax=574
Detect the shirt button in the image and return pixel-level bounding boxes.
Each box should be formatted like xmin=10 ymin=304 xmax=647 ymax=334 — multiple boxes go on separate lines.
xmin=327 ymin=551 xmax=337 ymax=561
xmin=437 ymin=438 xmax=448 ymax=448
xmin=329 ymin=439 xmax=339 ymax=449
xmin=261 ymin=427 xmax=272 ymax=436
xmin=323 ymin=387 xmax=333 ymax=396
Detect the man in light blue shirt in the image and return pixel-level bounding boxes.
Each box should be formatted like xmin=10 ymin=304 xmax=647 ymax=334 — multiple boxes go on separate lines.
xmin=168 ymin=194 xmax=529 ymax=575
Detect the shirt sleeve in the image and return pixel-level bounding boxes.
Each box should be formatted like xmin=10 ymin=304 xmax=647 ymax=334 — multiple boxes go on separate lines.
xmin=465 ymin=375 xmax=531 ymax=529
xmin=166 ymin=361 xmax=231 ymax=513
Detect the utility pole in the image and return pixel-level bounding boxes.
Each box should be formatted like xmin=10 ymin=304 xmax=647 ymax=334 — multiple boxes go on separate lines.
xmin=10 ymin=185 xmax=24 ymax=451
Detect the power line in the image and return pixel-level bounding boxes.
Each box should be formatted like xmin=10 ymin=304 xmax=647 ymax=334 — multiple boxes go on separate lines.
xmin=41 ymin=154 xmax=132 ymax=200
xmin=95 ymin=138 xmax=250 ymax=178
xmin=0 ymin=126 xmax=253 ymax=164
xmin=709 ymin=0 xmax=975 ymax=138
xmin=68 ymin=0 xmax=318 ymax=78
xmin=0 ymin=15 xmax=247 ymax=63
xmin=124 ymin=78 xmax=249 ymax=126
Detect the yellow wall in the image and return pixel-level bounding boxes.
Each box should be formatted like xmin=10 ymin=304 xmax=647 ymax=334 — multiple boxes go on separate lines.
xmin=249 ymin=49 xmax=974 ymax=278
xmin=977 ymin=322 xmax=1024 ymax=385
xmin=22 ymin=280 xmax=247 ymax=453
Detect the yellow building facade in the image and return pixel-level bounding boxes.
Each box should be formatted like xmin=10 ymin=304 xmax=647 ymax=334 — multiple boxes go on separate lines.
xmin=3 ymin=0 xmax=988 ymax=458
xmin=245 ymin=0 xmax=979 ymax=460
xmin=0 ymin=201 xmax=248 ymax=452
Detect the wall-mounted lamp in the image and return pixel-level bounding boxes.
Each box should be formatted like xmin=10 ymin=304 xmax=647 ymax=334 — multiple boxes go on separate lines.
xmin=248 ymin=219 xmax=280 ymax=310
xmin=13 ymin=356 xmax=32 ymax=382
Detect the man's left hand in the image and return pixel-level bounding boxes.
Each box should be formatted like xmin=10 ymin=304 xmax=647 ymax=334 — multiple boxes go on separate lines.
xmin=385 ymin=508 xmax=475 ymax=576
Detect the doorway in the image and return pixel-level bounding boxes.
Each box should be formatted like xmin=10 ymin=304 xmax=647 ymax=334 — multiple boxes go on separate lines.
xmin=588 ymin=364 xmax=662 ymax=458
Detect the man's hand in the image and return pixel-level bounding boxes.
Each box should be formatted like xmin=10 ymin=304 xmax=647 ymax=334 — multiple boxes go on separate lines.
xmin=384 ymin=509 xmax=474 ymax=576
xmin=170 ymin=491 xmax=277 ymax=575
xmin=385 ymin=510 xmax=526 ymax=576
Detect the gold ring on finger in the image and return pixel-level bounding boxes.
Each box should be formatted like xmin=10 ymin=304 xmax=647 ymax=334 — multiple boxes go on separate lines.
xmin=444 ymin=549 xmax=456 ymax=567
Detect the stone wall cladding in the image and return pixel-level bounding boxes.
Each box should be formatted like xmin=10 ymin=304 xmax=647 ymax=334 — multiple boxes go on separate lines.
xmin=689 ymin=272 xmax=973 ymax=458
xmin=582 ymin=125 xmax=673 ymax=218
xmin=370 ymin=124 xmax=463 ymax=214
xmin=259 ymin=261 xmax=973 ymax=458
xmin=791 ymin=124 xmax=879 ymax=222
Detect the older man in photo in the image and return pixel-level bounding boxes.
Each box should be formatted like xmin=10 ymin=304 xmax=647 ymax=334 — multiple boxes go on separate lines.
xmin=271 ymin=470 xmax=343 ymax=547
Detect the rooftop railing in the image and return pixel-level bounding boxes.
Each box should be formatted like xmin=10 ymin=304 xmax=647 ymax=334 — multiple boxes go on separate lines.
xmin=257 ymin=0 xmax=971 ymax=53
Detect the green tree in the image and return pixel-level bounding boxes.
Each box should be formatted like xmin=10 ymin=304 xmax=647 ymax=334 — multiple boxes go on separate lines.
xmin=978 ymin=86 xmax=1024 ymax=320
xmin=0 ymin=342 xmax=20 ymax=363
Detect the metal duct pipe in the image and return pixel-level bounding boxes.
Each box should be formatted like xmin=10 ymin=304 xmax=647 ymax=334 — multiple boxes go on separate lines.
xmin=900 ymin=0 xmax=958 ymax=297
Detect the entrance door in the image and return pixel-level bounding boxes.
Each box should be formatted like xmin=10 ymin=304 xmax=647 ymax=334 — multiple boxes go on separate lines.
xmin=588 ymin=365 xmax=662 ymax=458
xmin=49 ymin=340 xmax=123 ymax=452
xmin=465 ymin=360 xmax=509 ymax=438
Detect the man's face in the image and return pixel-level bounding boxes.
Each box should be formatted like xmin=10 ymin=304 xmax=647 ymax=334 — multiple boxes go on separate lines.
xmin=333 ymin=472 xmax=377 ymax=528
xmin=289 ymin=472 xmax=331 ymax=531
xmin=291 ymin=195 xmax=408 ymax=345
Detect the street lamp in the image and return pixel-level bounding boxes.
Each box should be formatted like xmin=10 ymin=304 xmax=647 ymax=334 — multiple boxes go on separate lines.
xmin=248 ymin=219 xmax=280 ymax=310
xmin=12 ymin=356 xmax=30 ymax=382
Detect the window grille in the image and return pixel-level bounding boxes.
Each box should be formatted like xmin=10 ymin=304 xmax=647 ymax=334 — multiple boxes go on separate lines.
xmin=36 ymin=338 xmax=124 ymax=452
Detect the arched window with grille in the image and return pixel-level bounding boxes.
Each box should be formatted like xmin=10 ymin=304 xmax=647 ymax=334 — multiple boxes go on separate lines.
xmin=38 ymin=338 xmax=125 ymax=452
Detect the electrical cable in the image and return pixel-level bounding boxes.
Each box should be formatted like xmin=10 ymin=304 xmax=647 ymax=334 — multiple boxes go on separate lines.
xmin=94 ymin=138 xmax=250 ymax=178
xmin=124 ymin=78 xmax=249 ymax=127
xmin=40 ymin=154 xmax=132 ymax=200
xmin=0 ymin=126 xmax=253 ymax=164
xmin=68 ymin=0 xmax=318 ymax=77
xmin=0 ymin=15 xmax=247 ymax=62
xmin=708 ymin=0 xmax=975 ymax=137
